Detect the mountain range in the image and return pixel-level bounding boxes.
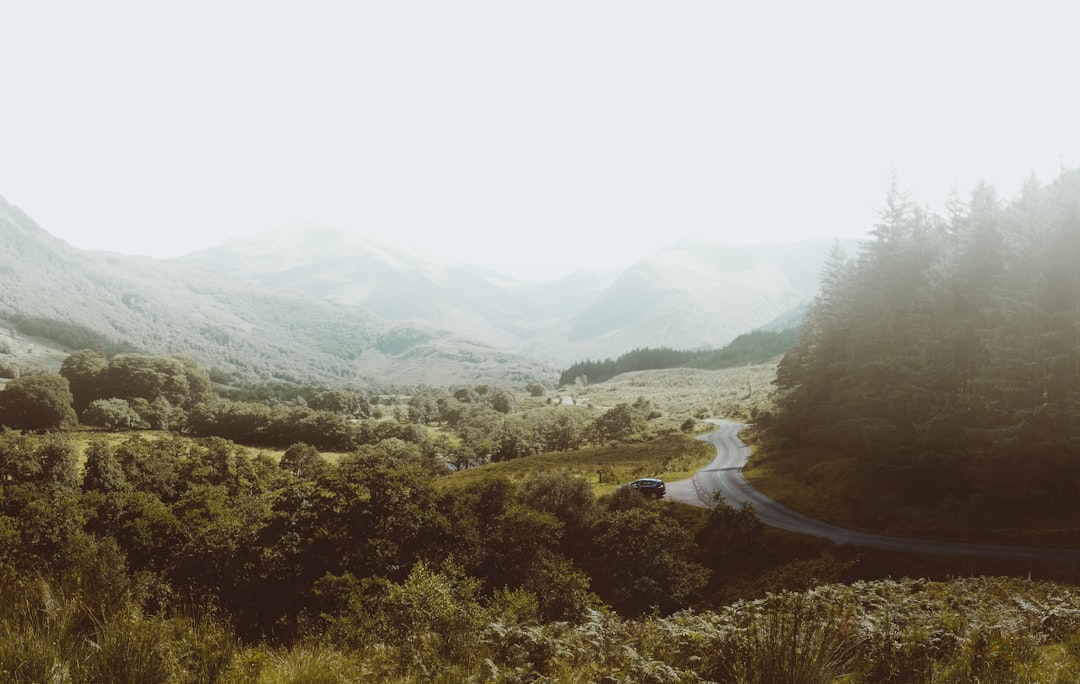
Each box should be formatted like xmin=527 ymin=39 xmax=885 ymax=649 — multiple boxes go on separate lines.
xmin=0 ymin=193 xmax=850 ymax=388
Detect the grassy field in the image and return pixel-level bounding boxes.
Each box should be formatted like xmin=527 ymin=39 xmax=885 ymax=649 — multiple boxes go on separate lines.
xmin=555 ymin=363 xmax=778 ymax=426
xmin=439 ymin=432 xmax=715 ymax=497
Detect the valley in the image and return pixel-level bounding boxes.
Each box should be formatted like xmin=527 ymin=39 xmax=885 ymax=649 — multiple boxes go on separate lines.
xmin=1 ymin=169 xmax=1080 ymax=682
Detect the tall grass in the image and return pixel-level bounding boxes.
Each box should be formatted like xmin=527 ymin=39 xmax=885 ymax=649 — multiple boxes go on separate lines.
xmin=0 ymin=573 xmax=234 ymax=684
xmin=8 ymin=567 xmax=1080 ymax=681
xmin=717 ymin=592 xmax=857 ymax=683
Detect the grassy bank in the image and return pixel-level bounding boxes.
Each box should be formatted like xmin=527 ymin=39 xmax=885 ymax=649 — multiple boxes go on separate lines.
xmin=439 ymin=432 xmax=714 ymax=497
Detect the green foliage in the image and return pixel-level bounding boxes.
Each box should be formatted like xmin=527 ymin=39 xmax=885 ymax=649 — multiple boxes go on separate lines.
xmin=83 ymin=398 xmax=147 ymax=431
xmin=440 ymin=432 xmax=714 ymax=498
xmin=695 ymin=499 xmax=764 ymax=573
xmin=766 ymin=169 xmax=1080 ymax=536
xmin=306 ymin=388 xmax=372 ymax=417
xmin=0 ymin=372 xmax=78 ymax=431
xmin=559 ymin=347 xmax=701 ymax=386
xmin=82 ymin=440 xmax=129 ymax=493
xmin=587 ymin=507 xmax=710 ymax=615
xmin=60 ymin=349 xmax=107 ymax=413
xmin=278 ymin=442 xmax=327 ymax=480
xmin=688 ymin=328 xmax=798 ymax=370
xmin=187 ymin=399 xmax=366 ymax=451
xmin=60 ymin=351 xmax=212 ymax=426
xmin=559 ymin=332 xmax=797 ymax=386
xmin=590 ymin=402 xmax=647 ymax=444
xmin=0 ymin=571 xmax=235 ymax=684
xmin=9 ymin=314 xmax=136 ymax=355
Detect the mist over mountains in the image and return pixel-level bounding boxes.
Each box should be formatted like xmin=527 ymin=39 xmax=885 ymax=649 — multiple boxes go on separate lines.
xmin=182 ymin=228 xmax=844 ymax=367
xmin=1 ymin=193 xmax=845 ymax=386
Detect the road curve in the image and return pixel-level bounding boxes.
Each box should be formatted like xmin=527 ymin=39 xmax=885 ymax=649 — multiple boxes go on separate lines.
xmin=675 ymin=419 xmax=1080 ymax=563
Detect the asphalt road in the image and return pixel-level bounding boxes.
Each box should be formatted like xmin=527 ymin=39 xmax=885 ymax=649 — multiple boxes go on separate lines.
xmin=671 ymin=419 xmax=1080 ymax=562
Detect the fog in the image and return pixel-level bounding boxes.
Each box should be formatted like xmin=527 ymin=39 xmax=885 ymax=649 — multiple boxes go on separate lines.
xmin=2 ymin=2 xmax=1077 ymax=277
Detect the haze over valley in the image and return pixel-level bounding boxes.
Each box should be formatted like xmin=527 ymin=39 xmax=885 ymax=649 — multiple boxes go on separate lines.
xmin=0 ymin=193 xmax=836 ymax=385
xmin=4 ymin=3 xmax=1080 ymax=680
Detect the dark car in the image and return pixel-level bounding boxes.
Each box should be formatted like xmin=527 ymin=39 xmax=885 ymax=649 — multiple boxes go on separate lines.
xmin=623 ymin=477 xmax=666 ymax=499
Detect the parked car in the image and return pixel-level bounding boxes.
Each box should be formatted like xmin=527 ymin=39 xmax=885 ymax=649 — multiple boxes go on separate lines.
xmin=622 ymin=477 xmax=666 ymax=499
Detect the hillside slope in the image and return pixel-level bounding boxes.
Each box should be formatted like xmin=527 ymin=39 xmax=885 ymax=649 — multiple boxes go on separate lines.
xmin=183 ymin=228 xmax=850 ymax=366
xmin=0 ymin=195 xmax=553 ymax=386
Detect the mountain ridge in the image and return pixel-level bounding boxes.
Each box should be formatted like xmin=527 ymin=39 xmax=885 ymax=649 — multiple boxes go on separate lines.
xmin=1 ymin=193 xmax=853 ymax=386
xmin=0 ymin=195 xmax=553 ymax=387
xmin=182 ymin=226 xmax=851 ymax=366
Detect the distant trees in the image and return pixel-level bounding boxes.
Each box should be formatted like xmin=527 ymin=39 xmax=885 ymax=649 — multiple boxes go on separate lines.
xmin=307 ymin=389 xmax=372 ymax=418
xmin=559 ymin=348 xmax=700 ymax=386
xmin=83 ymin=398 xmax=146 ymax=431
xmin=557 ymin=335 xmax=797 ymax=387
xmin=187 ymin=400 xmax=363 ymax=451
xmin=60 ymin=351 xmax=214 ymax=428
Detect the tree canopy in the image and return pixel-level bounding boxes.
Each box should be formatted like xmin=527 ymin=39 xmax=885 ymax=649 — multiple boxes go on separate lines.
xmin=765 ymin=169 xmax=1080 ymax=517
xmin=0 ymin=372 xmax=78 ymax=431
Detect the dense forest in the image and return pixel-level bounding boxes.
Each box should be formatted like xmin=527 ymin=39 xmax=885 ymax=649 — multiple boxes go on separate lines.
xmin=763 ymin=169 xmax=1080 ymax=531
xmin=558 ymin=328 xmax=796 ymax=386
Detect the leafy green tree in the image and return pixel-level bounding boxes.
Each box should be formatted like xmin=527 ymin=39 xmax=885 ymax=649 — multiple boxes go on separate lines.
xmin=308 ymin=389 xmax=371 ymax=417
xmin=0 ymin=372 xmax=77 ymax=431
xmin=518 ymin=471 xmax=598 ymax=557
xmin=535 ymin=410 xmax=588 ymax=452
xmin=101 ymin=354 xmax=215 ymax=410
xmin=0 ymin=429 xmax=40 ymax=483
xmin=456 ymin=407 xmax=502 ymax=460
xmin=129 ymin=396 xmax=186 ymax=430
xmin=9 ymin=489 xmax=85 ymax=568
xmin=482 ymin=503 xmax=563 ymax=591
xmin=587 ymin=507 xmax=710 ymax=615
xmin=83 ymin=398 xmax=147 ymax=431
xmin=172 ymin=483 xmax=265 ymax=613
xmin=407 ymin=389 xmax=445 ymax=424
xmin=279 ymin=442 xmax=328 ymax=480
xmin=527 ymin=556 xmax=601 ymax=623
xmin=490 ymin=389 xmax=516 ymax=414
xmin=81 ymin=440 xmax=129 ymax=493
xmin=590 ymin=403 xmax=643 ymax=444
xmin=492 ymin=415 xmax=537 ymax=462
xmin=115 ymin=434 xmax=184 ymax=502
xmin=694 ymin=500 xmax=764 ymax=572
xmin=60 ymin=349 xmax=107 ymax=414
xmin=323 ymin=440 xmax=443 ymax=578
xmin=110 ymin=489 xmax=184 ymax=573
xmin=36 ymin=435 xmax=80 ymax=492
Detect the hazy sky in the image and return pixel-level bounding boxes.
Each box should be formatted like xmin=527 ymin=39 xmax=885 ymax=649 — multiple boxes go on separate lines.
xmin=2 ymin=2 xmax=1078 ymax=278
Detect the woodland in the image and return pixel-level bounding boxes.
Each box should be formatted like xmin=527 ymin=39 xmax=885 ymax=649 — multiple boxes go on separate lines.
xmin=761 ymin=169 xmax=1080 ymax=539
xmin=1 ymin=170 xmax=1080 ymax=681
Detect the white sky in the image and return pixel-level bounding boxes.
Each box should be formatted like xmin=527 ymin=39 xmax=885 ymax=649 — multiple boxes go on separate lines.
xmin=2 ymin=1 xmax=1078 ymax=278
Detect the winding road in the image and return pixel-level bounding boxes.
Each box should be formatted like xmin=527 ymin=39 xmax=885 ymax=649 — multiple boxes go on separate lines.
xmin=668 ymin=419 xmax=1080 ymax=563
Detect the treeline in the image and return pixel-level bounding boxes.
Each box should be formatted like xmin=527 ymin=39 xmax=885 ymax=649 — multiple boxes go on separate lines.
xmin=559 ymin=329 xmax=796 ymax=386
xmin=1 ymin=350 xmax=673 ymax=461
xmin=687 ymin=328 xmax=797 ymax=370
xmin=764 ymin=170 xmax=1080 ymax=521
